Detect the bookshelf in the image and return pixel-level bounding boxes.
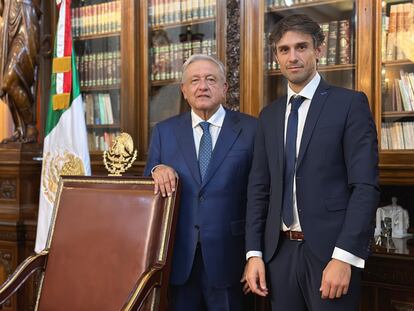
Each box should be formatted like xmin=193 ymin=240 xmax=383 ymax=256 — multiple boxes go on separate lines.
xmin=261 ymin=0 xmax=357 ymax=106
xmin=72 ymin=0 xmax=122 ymax=154
xmin=374 ymin=0 xmax=414 ymax=184
xmin=70 ymin=0 xmax=138 ymax=172
xmin=138 ymin=0 xmax=227 ymax=156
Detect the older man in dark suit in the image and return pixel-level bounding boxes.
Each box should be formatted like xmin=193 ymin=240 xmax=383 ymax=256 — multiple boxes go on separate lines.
xmin=145 ymin=54 xmax=257 ymax=311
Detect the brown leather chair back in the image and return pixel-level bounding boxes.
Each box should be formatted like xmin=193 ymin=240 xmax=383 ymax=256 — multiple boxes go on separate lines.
xmin=36 ymin=176 xmax=179 ymax=311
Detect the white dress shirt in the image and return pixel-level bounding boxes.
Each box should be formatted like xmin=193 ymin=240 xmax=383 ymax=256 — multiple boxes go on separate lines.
xmin=191 ymin=105 xmax=226 ymax=156
xmin=247 ymin=73 xmax=365 ymax=268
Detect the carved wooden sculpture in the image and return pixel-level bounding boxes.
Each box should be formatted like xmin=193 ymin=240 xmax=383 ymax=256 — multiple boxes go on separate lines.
xmin=0 ymin=0 xmax=41 ymax=143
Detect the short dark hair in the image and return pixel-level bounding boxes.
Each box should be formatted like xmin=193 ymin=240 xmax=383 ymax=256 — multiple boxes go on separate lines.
xmin=269 ymin=14 xmax=324 ymax=51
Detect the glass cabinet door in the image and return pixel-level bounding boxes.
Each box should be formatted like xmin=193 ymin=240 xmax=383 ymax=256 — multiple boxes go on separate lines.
xmin=71 ymin=0 xmax=122 ymax=153
xmin=144 ymin=0 xmax=226 ymax=146
xmin=263 ymin=0 xmax=356 ymax=106
xmin=378 ymin=0 xmax=414 ymax=152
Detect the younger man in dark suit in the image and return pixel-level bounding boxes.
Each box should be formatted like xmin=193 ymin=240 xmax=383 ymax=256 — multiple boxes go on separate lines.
xmin=244 ymin=14 xmax=379 ymax=310
xmin=145 ymin=54 xmax=257 ymax=311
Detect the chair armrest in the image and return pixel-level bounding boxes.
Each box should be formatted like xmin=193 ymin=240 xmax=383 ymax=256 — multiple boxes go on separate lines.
xmin=0 ymin=251 xmax=48 ymax=305
xmin=122 ymin=263 xmax=164 ymax=311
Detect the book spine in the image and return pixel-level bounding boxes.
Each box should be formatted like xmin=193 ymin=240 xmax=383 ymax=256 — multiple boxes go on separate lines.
xmin=338 ymin=19 xmax=351 ymax=65
xmin=327 ymin=20 xmax=338 ymax=65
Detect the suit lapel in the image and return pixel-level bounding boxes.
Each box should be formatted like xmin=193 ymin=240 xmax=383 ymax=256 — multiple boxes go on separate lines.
xmin=297 ymin=80 xmax=330 ymax=169
xmin=274 ymin=97 xmax=287 ymax=176
xmin=174 ymin=112 xmax=201 ymax=185
xmin=201 ymin=110 xmax=241 ymax=187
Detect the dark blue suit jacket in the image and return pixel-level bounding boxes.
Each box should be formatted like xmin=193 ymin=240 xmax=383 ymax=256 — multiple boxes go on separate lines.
xmin=246 ymin=79 xmax=380 ymax=264
xmin=145 ymin=109 xmax=257 ymax=287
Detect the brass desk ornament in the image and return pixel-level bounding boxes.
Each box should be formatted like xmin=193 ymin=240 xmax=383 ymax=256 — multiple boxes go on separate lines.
xmin=103 ymin=132 xmax=137 ymax=176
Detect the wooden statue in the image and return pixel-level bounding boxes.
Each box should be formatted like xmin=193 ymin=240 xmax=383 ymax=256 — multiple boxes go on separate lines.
xmin=0 ymin=0 xmax=41 ymax=143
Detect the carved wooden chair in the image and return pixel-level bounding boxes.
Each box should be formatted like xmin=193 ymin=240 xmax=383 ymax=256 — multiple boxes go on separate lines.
xmin=0 ymin=176 xmax=180 ymax=310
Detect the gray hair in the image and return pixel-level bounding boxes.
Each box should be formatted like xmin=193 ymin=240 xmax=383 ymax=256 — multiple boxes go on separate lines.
xmin=181 ymin=54 xmax=226 ymax=83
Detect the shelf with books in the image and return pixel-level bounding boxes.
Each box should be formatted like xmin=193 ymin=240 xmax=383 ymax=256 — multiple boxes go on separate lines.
xmin=148 ymin=0 xmax=216 ymax=27
xmin=383 ymin=111 xmax=414 ymax=119
xmin=80 ymin=84 xmax=121 ymax=92
xmin=383 ymin=59 xmax=414 ymax=67
xmin=151 ymin=79 xmax=181 ymax=86
xmin=73 ymin=31 xmax=120 ymax=41
xmin=149 ymin=29 xmax=217 ymax=82
xmin=151 ymin=17 xmax=216 ymax=31
xmin=374 ymin=0 xmax=414 ymax=183
xmin=87 ymin=124 xmax=121 ymax=129
xmin=68 ymin=0 xmax=141 ymax=168
xmin=266 ymin=0 xmax=353 ymax=12
xmin=140 ymin=0 xmax=225 ymax=151
xmin=267 ymin=64 xmax=355 ymax=76
xmin=71 ymin=0 xmax=121 ymax=38
xmin=261 ymin=0 xmax=356 ymax=107
xmin=87 ymin=129 xmax=121 ymax=152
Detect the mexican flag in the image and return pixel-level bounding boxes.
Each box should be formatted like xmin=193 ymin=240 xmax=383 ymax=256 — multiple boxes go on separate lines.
xmin=35 ymin=0 xmax=90 ymax=253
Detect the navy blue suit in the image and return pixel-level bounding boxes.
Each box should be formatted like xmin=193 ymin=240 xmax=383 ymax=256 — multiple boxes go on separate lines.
xmin=145 ymin=109 xmax=257 ymax=309
xmin=246 ymin=80 xmax=379 ymax=310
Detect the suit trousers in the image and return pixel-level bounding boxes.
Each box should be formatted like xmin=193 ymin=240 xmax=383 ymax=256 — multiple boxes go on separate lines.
xmin=169 ymin=244 xmax=244 ymax=311
xmin=267 ymin=236 xmax=361 ymax=311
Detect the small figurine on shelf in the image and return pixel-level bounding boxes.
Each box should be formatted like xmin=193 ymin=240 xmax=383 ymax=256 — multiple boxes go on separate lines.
xmin=375 ymin=197 xmax=410 ymax=238
xmin=375 ymin=217 xmax=396 ymax=250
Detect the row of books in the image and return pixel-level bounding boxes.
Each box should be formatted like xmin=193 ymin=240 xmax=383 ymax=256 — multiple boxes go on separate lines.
xmin=266 ymin=0 xmax=320 ymax=8
xmin=266 ymin=19 xmax=352 ymax=71
xmin=151 ymin=39 xmax=216 ymax=81
xmin=77 ymin=51 xmax=121 ymax=87
xmin=386 ymin=70 xmax=414 ymax=112
xmin=149 ymin=0 xmax=216 ymax=26
xmin=381 ymin=121 xmax=414 ymax=150
xmin=83 ymin=92 xmax=120 ymax=125
xmin=382 ymin=2 xmax=414 ymax=61
xmin=88 ymin=130 xmax=121 ymax=152
xmin=72 ymin=1 xmax=121 ymax=38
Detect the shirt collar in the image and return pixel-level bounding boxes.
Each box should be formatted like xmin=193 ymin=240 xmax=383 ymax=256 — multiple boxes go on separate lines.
xmin=287 ymin=72 xmax=321 ymax=104
xmin=191 ymin=105 xmax=226 ymax=129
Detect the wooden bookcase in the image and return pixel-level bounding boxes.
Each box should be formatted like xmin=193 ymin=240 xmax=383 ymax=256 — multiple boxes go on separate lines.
xmin=35 ymin=0 xmax=414 ymax=178
xmin=373 ymin=0 xmax=414 ymax=185
xmin=47 ymin=0 xmax=230 ymax=173
xmin=69 ymin=0 xmax=139 ymax=174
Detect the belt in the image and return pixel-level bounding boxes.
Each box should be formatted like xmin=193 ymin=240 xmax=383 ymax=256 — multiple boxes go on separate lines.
xmin=282 ymin=230 xmax=304 ymax=241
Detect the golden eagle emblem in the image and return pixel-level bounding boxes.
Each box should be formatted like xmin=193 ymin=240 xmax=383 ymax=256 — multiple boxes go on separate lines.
xmin=103 ymin=132 xmax=137 ymax=176
xmin=42 ymin=151 xmax=85 ymax=203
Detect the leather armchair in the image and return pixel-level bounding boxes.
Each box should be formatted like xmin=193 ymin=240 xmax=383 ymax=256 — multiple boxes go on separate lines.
xmin=0 ymin=176 xmax=180 ymax=310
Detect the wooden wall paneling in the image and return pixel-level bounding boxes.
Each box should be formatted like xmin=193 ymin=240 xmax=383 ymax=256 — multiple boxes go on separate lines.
xmin=240 ymin=0 xmax=263 ymax=117
xmin=356 ymin=0 xmax=375 ymax=106
xmin=137 ymin=0 xmax=150 ymax=171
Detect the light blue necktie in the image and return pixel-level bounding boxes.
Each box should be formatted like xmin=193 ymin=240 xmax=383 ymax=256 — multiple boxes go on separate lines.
xmin=282 ymin=95 xmax=305 ymax=227
xmin=198 ymin=121 xmax=212 ymax=181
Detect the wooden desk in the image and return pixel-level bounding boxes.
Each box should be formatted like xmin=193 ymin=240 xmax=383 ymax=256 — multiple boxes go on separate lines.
xmin=360 ymin=237 xmax=414 ymax=311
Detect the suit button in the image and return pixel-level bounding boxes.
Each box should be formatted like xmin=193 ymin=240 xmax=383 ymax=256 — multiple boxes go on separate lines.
xmin=194 ymin=225 xmax=199 ymax=230
xmin=199 ymin=196 xmax=205 ymax=202
xmin=298 ymin=209 xmax=302 ymax=213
